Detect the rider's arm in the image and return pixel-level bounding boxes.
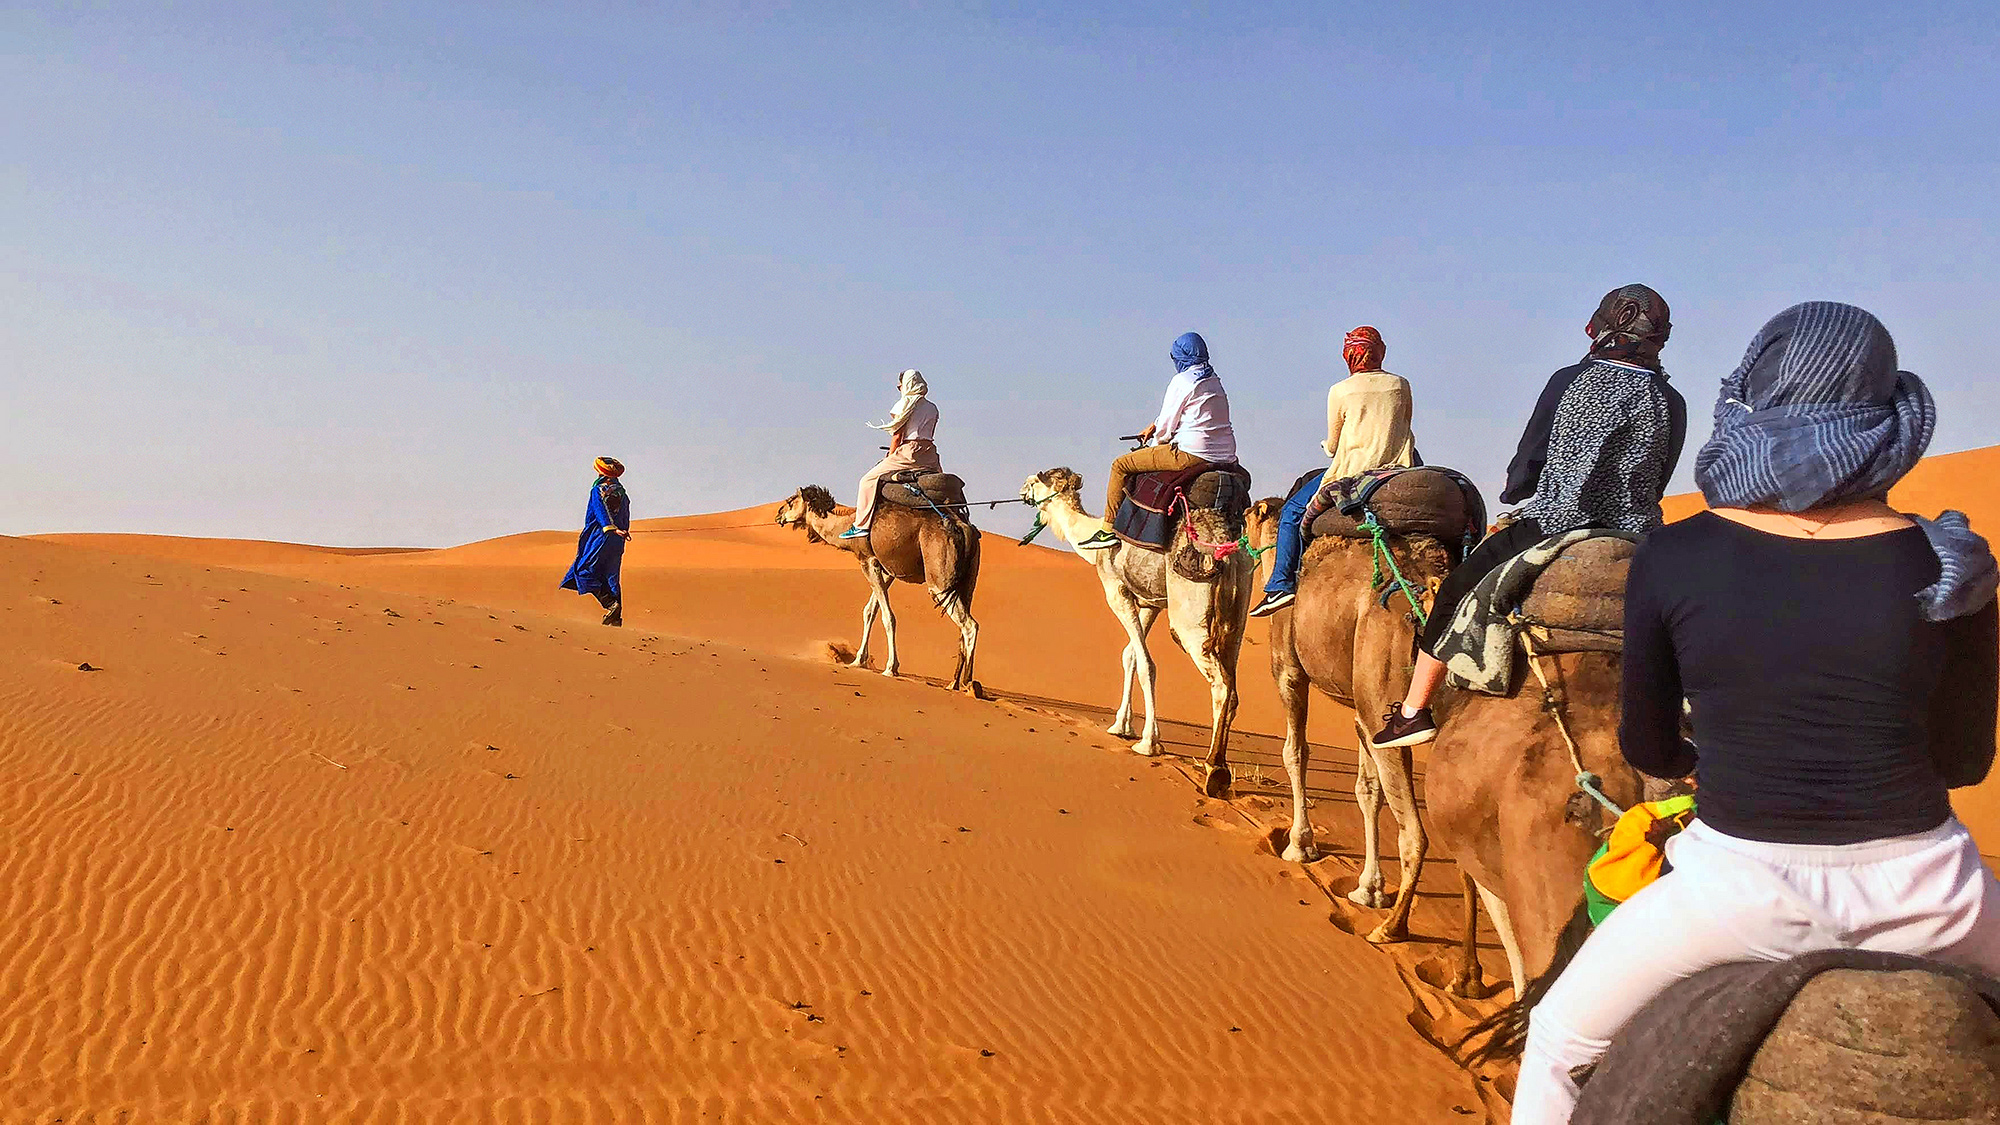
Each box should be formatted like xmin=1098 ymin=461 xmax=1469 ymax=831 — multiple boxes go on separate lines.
xmin=1321 ymin=382 xmax=1347 ymax=458
xmin=1619 ymin=539 xmax=1697 ymax=779
xmin=1151 ymin=372 xmax=1192 ymax=446
xmin=1502 ymin=364 xmax=1584 ymax=506
xmin=1930 ymin=599 xmax=1999 ymax=789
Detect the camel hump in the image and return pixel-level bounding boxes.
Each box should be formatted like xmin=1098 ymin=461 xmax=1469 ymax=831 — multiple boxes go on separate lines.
xmin=878 ymin=472 xmax=969 ymax=514
xmin=1732 ymin=968 xmax=2000 ymax=1123
xmin=1517 ymin=534 xmax=1638 ymax=652
xmin=1306 ymin=466 xmax=1481 ymax=548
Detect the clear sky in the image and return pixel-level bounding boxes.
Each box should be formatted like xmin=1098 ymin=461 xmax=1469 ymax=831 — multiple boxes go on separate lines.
xmin=5 ymin=3 xmax=1997 ymax=546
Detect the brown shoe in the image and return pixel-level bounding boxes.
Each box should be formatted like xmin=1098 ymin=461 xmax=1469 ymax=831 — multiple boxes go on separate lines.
xmin=601 ymin=601 xmax=623 ymax=627
xmin=1371 ymin=707 xmax=1436 ymax=748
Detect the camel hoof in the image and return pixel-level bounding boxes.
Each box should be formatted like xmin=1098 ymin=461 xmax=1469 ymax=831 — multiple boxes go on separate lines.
xmin=963 ymin=680 xmax=986 ymax=700
xmin=1130 ymin=741 xmax=1159 ymax=757
xmin=881 ymin=667 xmax=899 ymax=679
xmin=1363 ymin=921 xmax=1408 ymax=946
xmin=1106 ymin=721 xmax=1136 ymax=739
xmin=1347 ymin=885 xmax=1386 ymax=909
xmin=1203 ymin=767 xmax=1232 ymax=799
xmin=1449 ymin=974 xmax=1487 ymax=1000
xmin=1281 ymin=839 xmax=1319 ymax=864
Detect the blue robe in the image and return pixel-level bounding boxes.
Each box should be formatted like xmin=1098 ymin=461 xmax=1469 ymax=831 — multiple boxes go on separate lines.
xmin=560 ymin=477 xmax=629 ymax=599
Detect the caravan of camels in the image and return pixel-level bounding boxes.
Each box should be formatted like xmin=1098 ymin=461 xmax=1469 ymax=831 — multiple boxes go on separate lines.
xmin=772 ymin=296 xmax=2000 ymax=1123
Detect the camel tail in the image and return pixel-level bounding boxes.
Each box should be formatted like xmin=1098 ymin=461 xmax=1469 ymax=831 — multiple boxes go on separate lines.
xmin=933 ymin=518 xmax=980 ymax=614
xmin=1456 ymin=899 xmax=1594 ymax=1066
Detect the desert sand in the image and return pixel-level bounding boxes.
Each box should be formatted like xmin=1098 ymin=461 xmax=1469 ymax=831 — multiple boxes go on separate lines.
xmin=12 ymin=447 xmax=1996 ymax=1122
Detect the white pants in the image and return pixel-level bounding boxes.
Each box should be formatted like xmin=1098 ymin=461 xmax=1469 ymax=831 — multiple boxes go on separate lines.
xmin=1515 ymin=818 xmax=2000 ymax=1124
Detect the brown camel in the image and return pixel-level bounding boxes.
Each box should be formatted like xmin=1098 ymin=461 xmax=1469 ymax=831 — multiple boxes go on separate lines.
xmin=1244 ymin=497 xmax=1454 ymax=945
xmin=774 ymin=485 xmax=981 ymax=692
xmin=1018 ymin=468 xmax=1253 ymax=797
xmin=1424 ymin=650 xmax=1645 ymax=1005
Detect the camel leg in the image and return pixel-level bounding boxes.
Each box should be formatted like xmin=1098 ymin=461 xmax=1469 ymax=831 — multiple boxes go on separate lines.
xmin=1275 ymin=651 xmax=1317 ymax=862
xmin=1119 ymin=604 xmax=1162 ymax=756
xmin=852 ymin=563 xmax=884 ymax=671
xmin=1475 ymin=880 xmax=1527 ymax=999
xmin=1190 ymin=641 xmax=1238 ymax=799
xmin=1365 ymin=744 xmax=1428 ymax=945
xmin=940 ymin=598 xmax=979 ymax=693
xmin=872 ymin=565 xmax=900 ymax=678
xmin=1348 ymin=721 xmax=1389 ymax=909
xmin=1450 ymin=872 xmax=1487 ymax=998
xmin=1108 ymin=604 xmax=1158 ymax=740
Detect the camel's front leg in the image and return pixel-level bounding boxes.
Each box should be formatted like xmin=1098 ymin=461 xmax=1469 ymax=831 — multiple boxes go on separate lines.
xmin=1130 ymin=606 xmax=1163 ymax=756
xmin=1274 ymin=647 xmax=1317 ymax=862
xmin=1348 ymin=720 xmax=1388 ymax=909
xmin=1108 ymin=638 xmax=1140 ymax=739
xmin=852 ymin=564 xmax=883 ymax=670
xmin=1365 ymin=744 xmax=1428 ymax=944
xmin=871 ymin=564 xmax=901 ymax=678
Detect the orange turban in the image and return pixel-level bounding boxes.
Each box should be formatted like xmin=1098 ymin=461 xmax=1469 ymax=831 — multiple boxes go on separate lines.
xmin=1343 ymin=326 xmax=1386 ymax=374
xmin=594 ymin=456 xmax=625 ymax=479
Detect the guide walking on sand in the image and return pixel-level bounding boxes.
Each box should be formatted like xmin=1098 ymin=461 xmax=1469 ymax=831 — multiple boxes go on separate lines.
xmin=561 ymin=456 xmax=632 ymax=626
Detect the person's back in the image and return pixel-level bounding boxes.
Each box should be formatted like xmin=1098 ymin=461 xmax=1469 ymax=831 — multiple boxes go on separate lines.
xmin=1325 ymin=370 xmax=1415 ymax=479
xmin=1623 ymin=513 xmax=1997 ymax=845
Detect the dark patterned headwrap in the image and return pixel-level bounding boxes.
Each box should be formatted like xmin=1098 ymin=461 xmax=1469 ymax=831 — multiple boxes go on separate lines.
xmin=1585 ymin=284 xmax=1672 ymax=371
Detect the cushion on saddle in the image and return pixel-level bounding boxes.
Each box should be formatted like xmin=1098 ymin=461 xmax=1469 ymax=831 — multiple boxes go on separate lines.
xmin=878 ymin=472 xmax=969 ymax=512
xmin=1113 ymin=463 xmax=1253 ymax=552
xmin=1569 ymin=952 xmax=2000 ymax=1125
xmin=1435 ymin=529 xmax=1642 ymax=696
xmin=1306 ymin=466 xmax=1481 ymax=548
xmin=1518 ymin=535 xmax=1638 ymax=655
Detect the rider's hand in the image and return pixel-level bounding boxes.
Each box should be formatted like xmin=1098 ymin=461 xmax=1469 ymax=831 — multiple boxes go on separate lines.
xmin=1139 ymin=424 xmax=1157 ymax=443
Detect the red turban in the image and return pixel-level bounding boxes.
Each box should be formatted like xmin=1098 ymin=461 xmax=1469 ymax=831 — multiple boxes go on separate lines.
xmin=1343 ymin=326 xmax=1385 ymax=373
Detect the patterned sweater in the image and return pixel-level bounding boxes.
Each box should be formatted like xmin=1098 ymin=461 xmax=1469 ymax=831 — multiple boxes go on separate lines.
xmin=1507 ymin=360 xmax=1687 ymax=535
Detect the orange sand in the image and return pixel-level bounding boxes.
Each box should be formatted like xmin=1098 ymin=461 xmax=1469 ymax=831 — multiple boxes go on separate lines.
xmin=4 ymin=521 xmax=1481 ymax=1121
xmin=17 ymin=446 xmax=1997 ymax=1121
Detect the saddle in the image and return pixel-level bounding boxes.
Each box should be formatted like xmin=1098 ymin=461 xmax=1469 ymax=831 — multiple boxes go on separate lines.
xmin=877 ymin=471 xmax=970 ymax=518
xmin=1436 ymin=529 xmax=1642 ymax=696
xmin=1300 ymin=466 xmax=1487 ymax=558
xmin=1111 ymin=462 xmax=1253 ymax=553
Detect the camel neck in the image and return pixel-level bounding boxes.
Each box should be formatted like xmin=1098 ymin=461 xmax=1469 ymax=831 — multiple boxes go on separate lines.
xmin=1041 ymin=494 xmax=1101 ymax=545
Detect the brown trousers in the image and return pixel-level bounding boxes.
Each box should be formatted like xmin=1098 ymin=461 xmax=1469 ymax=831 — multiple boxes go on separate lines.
xmin=1104 ymin=444 xmax=1208 ymax=521
xmin=854 ymin=440 xmax=942 ymax=529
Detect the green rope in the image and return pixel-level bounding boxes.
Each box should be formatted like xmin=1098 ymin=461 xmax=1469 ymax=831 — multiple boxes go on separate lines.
xmin=1358 ymin=511 xmax=1429 ymax=628
xmin=1017 ymin=494 xmax=1056 ymax=547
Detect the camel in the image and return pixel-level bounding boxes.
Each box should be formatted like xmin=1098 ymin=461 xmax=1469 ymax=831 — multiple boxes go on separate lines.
xmin=1244 ymin=497 xmax=1454 ymax=945
xmin=1018 ymin=467 xmax=1253 ymax=798
xmin=774 ymin=485 xmax=981 ymax=692
xmin=1425 ymin=650 xmax=1646 ymax=1012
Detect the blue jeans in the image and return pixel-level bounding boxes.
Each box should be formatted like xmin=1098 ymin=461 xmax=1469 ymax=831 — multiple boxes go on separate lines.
xmin=1264 ymin=469 xmax=1326 ymax=596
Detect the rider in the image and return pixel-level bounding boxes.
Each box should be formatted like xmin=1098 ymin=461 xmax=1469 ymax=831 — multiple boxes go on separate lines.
xmin=1249 ymin=325 xmax=1417 ymax=617
xmin=1370 ymin=284 xmax=1687 ymax=749
xmin=1077 ymin=332 xmax=1238 ymax=551
xmin=841 ymin=369 xmax=940 ymax=541
xmin=1512 ymin=302 xmax=2000 ymax=1123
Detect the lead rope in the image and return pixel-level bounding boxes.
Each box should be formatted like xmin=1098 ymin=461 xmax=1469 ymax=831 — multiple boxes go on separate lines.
xmin=1519 ymin=628 xmax=1626 ymax=818
xmin=1357 ymin=511 xmax=1429 ymax=628
xmin=1170 ymin=493 xmax=1272 ymax=561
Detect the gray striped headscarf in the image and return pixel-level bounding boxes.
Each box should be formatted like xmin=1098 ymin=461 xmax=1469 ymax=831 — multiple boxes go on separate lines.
xmin=1695 ymin=301 xmax=1995 ymax=621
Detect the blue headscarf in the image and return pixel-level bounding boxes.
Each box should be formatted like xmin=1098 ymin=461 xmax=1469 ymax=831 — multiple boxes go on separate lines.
xmin=1171 ymin=332 xmax=1212 ymax=376
xmin=1694 ymin=301 xmax=1995 ymax=621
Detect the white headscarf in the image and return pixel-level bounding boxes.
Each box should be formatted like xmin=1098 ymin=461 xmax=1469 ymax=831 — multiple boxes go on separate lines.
xmin=869 ymin=369 xmax=929 ymax=432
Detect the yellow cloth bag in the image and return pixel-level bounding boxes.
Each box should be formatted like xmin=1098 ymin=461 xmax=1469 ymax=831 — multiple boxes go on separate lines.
xmin=1584 ymin=795 xmax=1696 ymax=925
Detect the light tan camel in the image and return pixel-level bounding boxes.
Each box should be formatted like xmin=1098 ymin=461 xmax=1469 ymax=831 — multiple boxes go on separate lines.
xmin=774 ymin=485 xmax=981 ymax=692
xmin=1425 ymin=651 xmax=1645 ymax=1011
xmin=1244 ymin=498 xmax=1454 ymax=945
xmin=1018 ymin=467 xmax=1253 ymax=798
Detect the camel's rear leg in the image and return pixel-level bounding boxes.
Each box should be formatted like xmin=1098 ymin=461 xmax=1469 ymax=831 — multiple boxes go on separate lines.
xmin=1274 ymin=645 xmax=1317 ymax=862
xmin=1474 ymin=880 xmax=1526 ymax=1000
xmin=1450 ymin=872 xmax=1486 ymax=998
xmin=940 ymin=595 xmax=979 ymax=693
xmin=1364 ymin=743 xmax=1427 ymax=944
xmin=1196 ymin=650 xmax=1238 ymax=798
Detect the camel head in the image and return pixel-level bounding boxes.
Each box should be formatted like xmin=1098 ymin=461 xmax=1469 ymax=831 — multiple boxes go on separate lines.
xmin=1245 ymin=496 xmax=1284 ymax=553
xmin=1020 ymin=467 xmax=1084 ymax=508
xmin=774 ymin=486 xmax=838 ymax=543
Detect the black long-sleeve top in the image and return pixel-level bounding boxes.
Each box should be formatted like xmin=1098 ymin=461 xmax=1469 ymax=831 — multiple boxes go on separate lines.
xmin=1621 ymin=512 xmax=1999 ymax=844
xmin=1503 ymin=362 xmax=1689 ymax=508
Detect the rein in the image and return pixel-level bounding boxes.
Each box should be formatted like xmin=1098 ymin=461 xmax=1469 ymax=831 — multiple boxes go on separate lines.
xmin=1169 ymin=493 xmax=1271 ymax=562
xmin=1356 ymin=511 xmax=1430 ymax=628
xmin=1518 ymin=628 xmax=1627 ymax=821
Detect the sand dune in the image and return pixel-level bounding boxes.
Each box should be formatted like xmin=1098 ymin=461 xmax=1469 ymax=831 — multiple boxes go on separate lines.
xmin=17 ymin=445 xmax=1999 ymax=1120
xmin=0 ymin=532 xmax=1482 ymax=1122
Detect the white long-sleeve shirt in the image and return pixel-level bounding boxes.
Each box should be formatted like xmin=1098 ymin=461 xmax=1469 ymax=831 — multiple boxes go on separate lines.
xmin=1150 ymin=366 xmax=1236 ymax=463
xmin=894 ymin=398 xmax=939 ymax=443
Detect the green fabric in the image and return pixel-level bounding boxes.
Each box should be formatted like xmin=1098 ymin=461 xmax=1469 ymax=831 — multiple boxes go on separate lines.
xmin=1584 ymin=841 xmax=1618 ymax=926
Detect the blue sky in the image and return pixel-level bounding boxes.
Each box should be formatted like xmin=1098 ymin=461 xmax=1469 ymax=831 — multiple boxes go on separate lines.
xmin=4 ymin=3 xmax=1996 ymax=545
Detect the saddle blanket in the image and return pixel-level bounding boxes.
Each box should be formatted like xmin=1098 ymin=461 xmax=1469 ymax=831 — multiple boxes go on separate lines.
xmin=1436 ymin=529 xmax=1641 ymax=695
